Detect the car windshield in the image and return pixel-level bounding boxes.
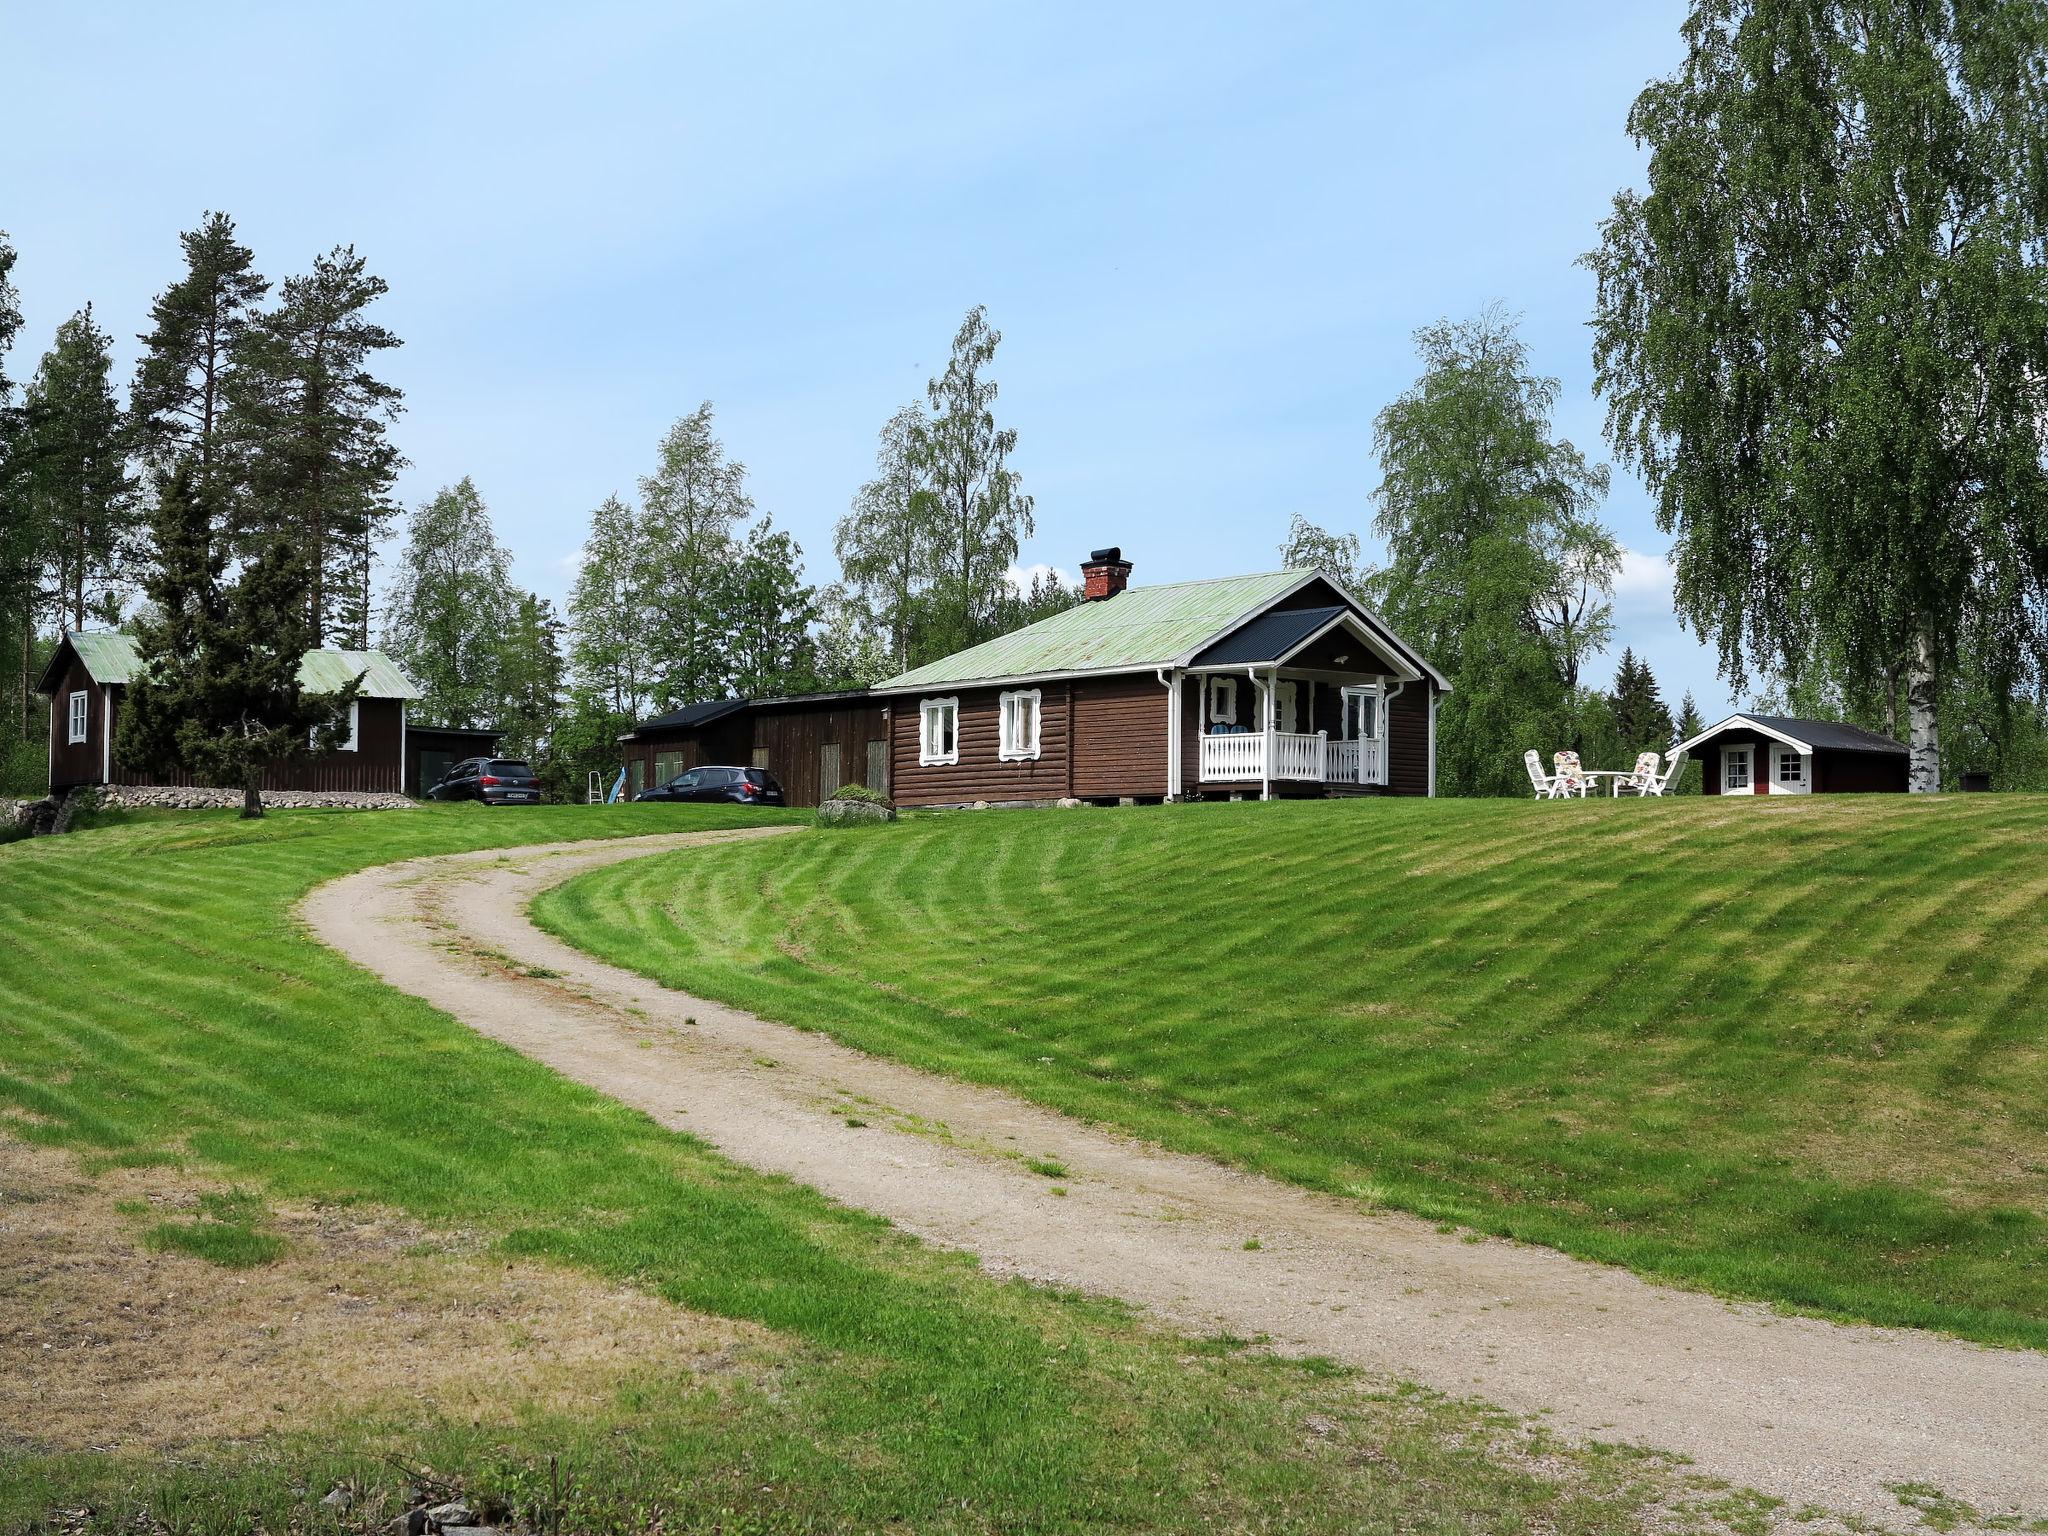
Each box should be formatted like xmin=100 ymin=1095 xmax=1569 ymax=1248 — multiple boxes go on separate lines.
xmin=487 ymin=760 xmax=532 ymax=776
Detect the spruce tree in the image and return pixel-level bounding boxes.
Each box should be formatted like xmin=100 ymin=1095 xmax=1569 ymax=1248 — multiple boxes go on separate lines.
xmin=23 ymin=306 xmax=135 ymax=629
xmin=229 ymin=245 xmax=404 ymax=646
xmin=1608 ymin=647 xmax=1672 ymax=752
xmin=727 ymin=518 xmax=816 ymax=698
xmin=1672 ymin=691 xmax=1705 ymax=793
xmin=0 ymin=230 xmax=33 ymax=745
xmin=130 ymin=212 xmax=268 ymax=501
xmin=118 ymin=461 xmax=359 ymax=818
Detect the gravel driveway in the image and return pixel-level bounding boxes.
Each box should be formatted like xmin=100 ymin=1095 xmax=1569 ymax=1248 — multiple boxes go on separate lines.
xmin=302 ymin=830 xmax=2048 ymax=1529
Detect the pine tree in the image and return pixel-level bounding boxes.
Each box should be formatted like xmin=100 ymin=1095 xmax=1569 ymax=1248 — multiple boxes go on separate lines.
xmin=567 ymin=492 xmax=652 ymax=719
xmin=129 ymin=212 xmax=268 ymax=500
xmin=1608 ymin=647 xmax=1672 ymax=752
xmin=639 ymin=403 xmax=752 ymax=708
xmin=381 ymin=478 xmax=516 ymax=729
xmin=117 ymin=461 xmax=359 ymax=818
xmin=0 ymin=229 xmax=33 ymax=750
xmin=23 ymin=306 xmax=135 ymax=629
xmin=229 ymin=245 xmax=404 ymax=646
xmin=915 ymin=307 xmax=1032 ymax=659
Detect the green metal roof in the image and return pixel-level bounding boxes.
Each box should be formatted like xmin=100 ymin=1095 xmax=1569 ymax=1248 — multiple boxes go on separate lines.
xmin=59 ymin=631 xmax=422 ymax=699
xmin=875 ymin=570 xmax=1311 ymax=691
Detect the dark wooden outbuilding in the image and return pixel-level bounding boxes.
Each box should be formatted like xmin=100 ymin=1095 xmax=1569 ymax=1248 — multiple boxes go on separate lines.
xmin=617 ymin=690 xmax=891 ymax=806
xmin=38 ymin=630 xmax=422 ymax=795
xmin=406 ymin=725 xmax=504 ymax=798
xmin=1676 ymin=714 xmax=1909 ymax=796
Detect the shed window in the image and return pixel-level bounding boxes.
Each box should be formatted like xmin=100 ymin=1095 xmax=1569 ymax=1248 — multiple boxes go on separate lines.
xmin=1776 ymin=749 xmax=1806 ymax=786
xmin=998 ymin=689 xmax=1041 ymax=760
xmin=313 ymin=699 xmax=360 ymax=752
xmin=67 ymin=690 xmax=88 ymax=744
xmin=1723 ymin=745 xmax=1752 ymax=792
xmin=1206 ymin=676 xmax=1238 ymax=726
xmin=654 ymin=750 xmax=686 ymax=783
xmin=919 ymin=697 xmax=959 ymax=766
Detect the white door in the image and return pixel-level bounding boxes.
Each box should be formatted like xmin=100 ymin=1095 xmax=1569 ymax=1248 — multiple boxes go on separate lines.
xmin=1341 ymin=687 xmax=1380 ymax=784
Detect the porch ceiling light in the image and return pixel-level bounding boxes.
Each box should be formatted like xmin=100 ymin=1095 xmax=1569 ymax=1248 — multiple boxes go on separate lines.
xmin=1333 ymin=653 xmax=1350 ymax=665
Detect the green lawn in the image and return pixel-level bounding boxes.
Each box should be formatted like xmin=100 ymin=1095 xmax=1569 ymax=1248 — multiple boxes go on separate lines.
xmin=0 ymin=804 xmax=1696 ymax=1535
xmin=534 ymin=794 xmax=2048 ymax=1351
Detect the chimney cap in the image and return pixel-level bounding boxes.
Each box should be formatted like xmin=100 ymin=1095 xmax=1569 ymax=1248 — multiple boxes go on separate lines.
xmin=1087 ymin=546 xmax=1126 ymax=565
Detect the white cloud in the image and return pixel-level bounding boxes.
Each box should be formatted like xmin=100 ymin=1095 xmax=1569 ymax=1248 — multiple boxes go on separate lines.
xmin=1005 ymin=561 xmax=1079 ymax=596
xmin=1613 ymin=546 xmax=1674 ymax=598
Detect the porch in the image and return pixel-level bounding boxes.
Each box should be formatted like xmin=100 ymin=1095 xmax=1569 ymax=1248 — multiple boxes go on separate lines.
xmin=1197 ymin=728 xmax=1387 ymax=787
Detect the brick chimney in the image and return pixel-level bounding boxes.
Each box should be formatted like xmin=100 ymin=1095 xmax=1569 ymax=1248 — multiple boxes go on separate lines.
xmin=1081 ymin=547 xmax=1133 ymax=602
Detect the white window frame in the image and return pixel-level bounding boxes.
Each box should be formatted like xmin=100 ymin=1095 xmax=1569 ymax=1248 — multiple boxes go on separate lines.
xmin=67 ymin=690 xmax=89 ymax=745
xmin=1723 ymin=744 xmax=1752 ymax=793
xmin=1206 ymin=675 xmax=1238 ymax=725
xmin=918 ymin=696 xmax=960 ymax=766
xmin=998 ymin=688 xmax=1042 ymax=761
xmin=312 ymin=699 xmax=360 ymax=753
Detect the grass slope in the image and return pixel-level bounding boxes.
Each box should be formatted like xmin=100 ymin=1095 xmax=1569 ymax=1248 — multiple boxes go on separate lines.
xmin=0 ymin=805 xmax=1690 ymax=1535
xmin=535 ymin=794 xmax=2048 ymax=1350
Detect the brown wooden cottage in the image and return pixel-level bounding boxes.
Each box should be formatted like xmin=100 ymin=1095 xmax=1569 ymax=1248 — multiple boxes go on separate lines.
xmin=616 ymin=551 xmax=1446 ymax=810
xmin=1674 ymin=713 xmax=1909 ymax=796
xmin=875 ymin=550 xmax=1447 ymax=807
xmin=38 ymin=630 xmax=422 ymax=794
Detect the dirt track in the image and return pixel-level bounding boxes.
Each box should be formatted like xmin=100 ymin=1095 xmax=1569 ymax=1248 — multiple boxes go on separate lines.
xmin=302 ymin=830 xmax=2048 ymax=1529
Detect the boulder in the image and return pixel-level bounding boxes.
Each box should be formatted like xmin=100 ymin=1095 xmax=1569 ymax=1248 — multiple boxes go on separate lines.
xmin=1055 ymin=797 xmax=1084 ymax=809
xmin=817 ymin=796 xmax=896 ymax=827
xmin=426 ymin=1498 xmax=476 ymax=1527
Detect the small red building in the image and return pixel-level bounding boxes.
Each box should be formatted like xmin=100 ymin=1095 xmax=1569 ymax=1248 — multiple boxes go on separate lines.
xmin=1675 ymin=713 xmax=1909 ymax=796
xmin=38 ymin=630 xmax=422 ymax=795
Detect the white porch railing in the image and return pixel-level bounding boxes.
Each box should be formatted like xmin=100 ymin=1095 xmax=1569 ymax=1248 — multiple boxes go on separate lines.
xmin=1199 ymin=731 xmax=1386 ymax=786
xmin=1328 ymin=738 xmax=1386 ymax=786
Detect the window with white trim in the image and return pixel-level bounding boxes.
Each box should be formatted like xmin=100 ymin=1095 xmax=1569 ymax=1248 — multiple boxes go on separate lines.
xmin=1723 ymin=745 xmax=1752 ymax=791
xmin=1206 ymin=675 xmax=1237 ymax=725
xmin=67 ymin=690 xmax=89 ymax=744
xmin=918 ymin=696 xmax=959 ymax=766
xmin=311 ymin=699 xmax=360 ymax=752
xmin=1776 ymin=748 xmax=1806 ymax=786
xmin=997 ymin=689 xmax=1041 ymax=760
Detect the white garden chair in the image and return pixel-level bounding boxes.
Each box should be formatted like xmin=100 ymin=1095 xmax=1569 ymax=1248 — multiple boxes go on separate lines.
xmin=1524 ymin=749 xmax=1561 ymax=799
xmin=1617 ymin=751 xmax=1664 ymax=796
xmin=1551 ymin=750 xmax=1594 ymax=798
xmin=1636 ymin=751 xmax=1684 ymax=797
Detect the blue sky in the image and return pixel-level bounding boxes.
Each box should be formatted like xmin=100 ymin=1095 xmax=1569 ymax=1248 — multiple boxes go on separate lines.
xmin=2 ymin=1 xmax=1737 ymax=717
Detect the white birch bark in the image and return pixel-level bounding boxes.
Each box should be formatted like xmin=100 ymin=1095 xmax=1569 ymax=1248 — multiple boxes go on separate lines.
xmin=1906 ymin=632 xmax=1940 ymax=793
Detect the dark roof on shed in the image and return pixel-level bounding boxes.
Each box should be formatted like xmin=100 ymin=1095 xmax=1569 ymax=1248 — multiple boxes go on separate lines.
xmin=621 ymin=698 xmax=750 ymax=740
xmin=1193 ymin=605 xmax=1349 ymax=667
xmin=1679 ymin=713 xmax=1907 ymax=756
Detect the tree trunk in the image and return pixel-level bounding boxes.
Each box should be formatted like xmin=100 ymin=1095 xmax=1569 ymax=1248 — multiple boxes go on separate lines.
xmin=240 ymin=773 xmax=265 ymax=820
xmin=1906 ymin=632 xmax=1940 ymax=793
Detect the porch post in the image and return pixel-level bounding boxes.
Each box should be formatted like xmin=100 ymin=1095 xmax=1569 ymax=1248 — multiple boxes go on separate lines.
xmin=1261 ymin=665 xmax=1275 ymax=802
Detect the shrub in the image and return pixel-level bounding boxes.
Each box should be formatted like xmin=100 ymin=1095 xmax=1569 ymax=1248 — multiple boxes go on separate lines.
xmin=826 ymin=782 xmax=889 ymax=805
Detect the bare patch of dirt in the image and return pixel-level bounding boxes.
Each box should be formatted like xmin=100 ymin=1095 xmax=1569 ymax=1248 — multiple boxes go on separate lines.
xmin=0 ymin=1136 xmax=774 ymax=1455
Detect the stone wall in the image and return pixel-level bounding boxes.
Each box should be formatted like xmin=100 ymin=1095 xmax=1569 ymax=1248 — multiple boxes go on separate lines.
xmin=94 ymin=785 xmax=415 ymax=812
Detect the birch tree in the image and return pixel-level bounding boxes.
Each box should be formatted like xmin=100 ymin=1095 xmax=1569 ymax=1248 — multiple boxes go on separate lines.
xmin=915 ymin=307 xmax=1032 ymax=657
xmin=639 ymin=402 xmax=752 ymax=709
xmin=836 ymin=402 xmax=935 ymax=670
xmin=381 ymin=478 xmax=517 ymax=729
xmin=567 ymin=492 xmax=652 ymax=719
xmin=1586 ymin=0 xmax=2048 ymax=792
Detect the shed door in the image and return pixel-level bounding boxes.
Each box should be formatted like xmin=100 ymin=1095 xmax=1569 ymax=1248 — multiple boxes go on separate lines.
xmin=819 ymin=742 xmax=843 ymax=801
xmin=866 ymin=737 xmax=889 ymax=794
